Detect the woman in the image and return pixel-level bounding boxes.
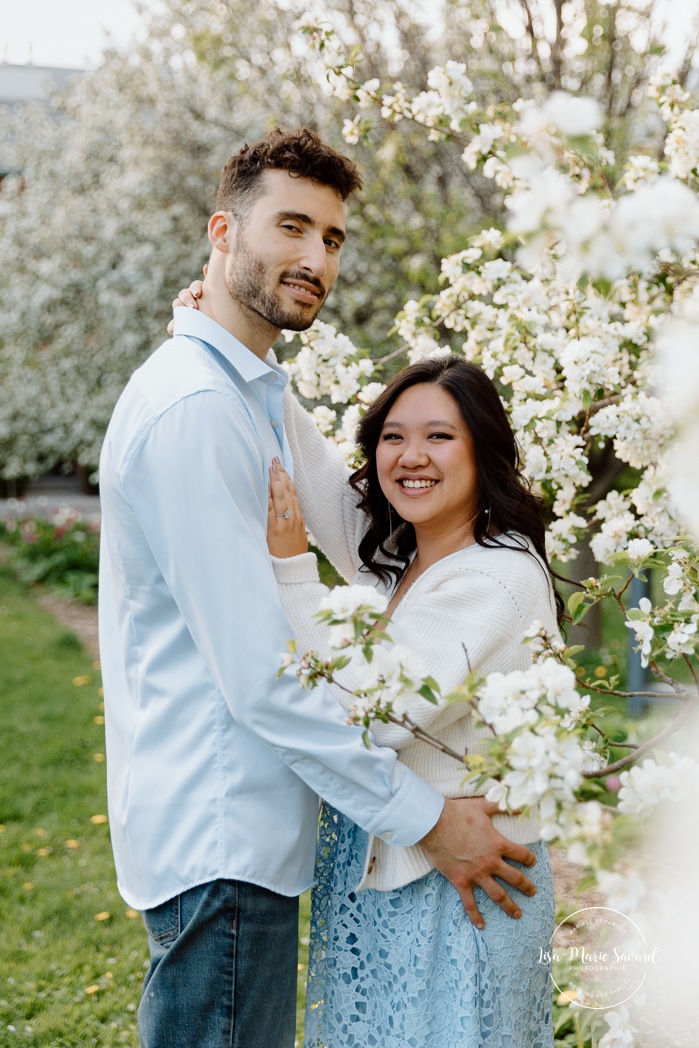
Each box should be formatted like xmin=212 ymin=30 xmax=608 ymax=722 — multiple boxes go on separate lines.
xmin=266 ymin=355 xmax=560 ymax=1047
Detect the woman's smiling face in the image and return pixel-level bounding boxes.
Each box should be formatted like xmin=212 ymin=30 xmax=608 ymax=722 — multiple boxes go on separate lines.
xmin=375 ymin=382 xmax=480 ymax=537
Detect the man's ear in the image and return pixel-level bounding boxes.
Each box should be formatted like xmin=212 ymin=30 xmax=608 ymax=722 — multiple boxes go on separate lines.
xmin=208 ymin=211 xmax=237 ymax=255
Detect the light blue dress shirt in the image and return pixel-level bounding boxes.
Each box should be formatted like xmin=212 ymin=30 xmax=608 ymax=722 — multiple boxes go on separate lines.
xmin=98 ymin=308 xmax=443 ymax=911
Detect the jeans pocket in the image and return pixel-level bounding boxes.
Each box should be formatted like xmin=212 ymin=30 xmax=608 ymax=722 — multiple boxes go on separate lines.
xmin=142 ymin=894 xmax=181 ymax=946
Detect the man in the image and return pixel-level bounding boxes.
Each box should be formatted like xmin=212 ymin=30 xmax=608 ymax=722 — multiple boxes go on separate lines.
xmin=99 ymin=127 xmax=536 ymax=1048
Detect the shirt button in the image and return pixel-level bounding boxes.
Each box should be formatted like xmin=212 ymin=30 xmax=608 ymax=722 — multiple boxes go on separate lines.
xmin=382 ymin=832 xmax=393 ymax=841
xmin=270 ymin=419 xmax=279 ymax=429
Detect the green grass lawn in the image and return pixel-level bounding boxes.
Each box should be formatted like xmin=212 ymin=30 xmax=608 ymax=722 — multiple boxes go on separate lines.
xmin=0 ymin=564 xmax=310 ymax=1046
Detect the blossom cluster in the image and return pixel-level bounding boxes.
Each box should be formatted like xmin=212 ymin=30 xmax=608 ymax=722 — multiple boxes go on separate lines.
xmin=620 ymin=545 xmax=699 ymax=668
xmin=282 ymin=321 xmax=375 ymax=405
xmin=455 ymin=636 xmax=618 ymax=862
xmin=285 ymin=593 xmax=617 ymax=863
xmin=307 ymin=30 xmax=479 ymax=145
xmin=282 ymin=584 xmax=440 ymax=731
xmin=281 ymin=321 xmax=379 ymax=461
xmin=616 ymin=754 xmax=699 ymax=819
xmin=283 ymin=42 xmax=699 ymax=1045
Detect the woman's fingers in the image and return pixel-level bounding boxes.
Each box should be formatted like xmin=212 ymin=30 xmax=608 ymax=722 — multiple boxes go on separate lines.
xmin=267 ymin=459 xmax=308 ymax=557
xmin=171 ymin=278 xmax=204 ymax=314
xmin=269 ymin=463 xmax=288 ymax=514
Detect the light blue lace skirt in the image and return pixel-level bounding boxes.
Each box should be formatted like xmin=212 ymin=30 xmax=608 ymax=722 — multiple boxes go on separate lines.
xmin=305 ymin=804 xmax=555 ymax=1048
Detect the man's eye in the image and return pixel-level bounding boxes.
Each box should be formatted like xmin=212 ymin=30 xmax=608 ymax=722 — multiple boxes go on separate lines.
xmin=325 ymin=239 xmax=342 ymax=251
xmin=282 ymin=224 xmax=302 ymax=234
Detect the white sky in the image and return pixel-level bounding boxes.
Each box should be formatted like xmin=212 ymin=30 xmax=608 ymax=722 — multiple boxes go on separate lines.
xmin=1 ymin=0 xmax=159 ymax=69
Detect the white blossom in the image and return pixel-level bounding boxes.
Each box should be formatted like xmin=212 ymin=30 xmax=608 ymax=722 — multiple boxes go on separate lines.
xmin=596 ymin=869 xmax=647 ymax=916
xmin=318 ymin=584 xmax=387 ymax=622
xmin=517 ymin=91 xmax=602 ymax=149
xmin=664 ymin=108 xmax=699 ymax=179
xmin=627 ymin=537 xmax=654 ymax=561
xmin=350 ymin=643 xmax=430 ymax=714
xmin=617 ymin=754 xmax=699 ymax=817
xmin=663 ymin=560 xmax=684 ymax=596
xmin=620 ymin=154 xmax=660 ymax=190
xmin=598 ymin=1009 xmax=636 ymax=1048
xmin=342 ymin=116 xmax=361 ymax=144
xmin=624 ymin=597 xmax=654 ymax=668
xmin=357 ymin=382 xmax=386 ymax=406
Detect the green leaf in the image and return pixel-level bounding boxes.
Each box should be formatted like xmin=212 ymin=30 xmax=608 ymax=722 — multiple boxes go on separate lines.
xmin=564 ymin=644 xmax=585 ymax=659
xmin=417 ymin=684 xmax=439 ymax=705
xmin=567 ymin=591 xmax=585 ymax=617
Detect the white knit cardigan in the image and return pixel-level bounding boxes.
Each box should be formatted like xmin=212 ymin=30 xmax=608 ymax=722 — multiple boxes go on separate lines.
xmin=273 ymin=390 xmax=559 ymax=891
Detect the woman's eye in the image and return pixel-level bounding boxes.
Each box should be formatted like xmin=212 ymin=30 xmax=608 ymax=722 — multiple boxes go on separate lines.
xmin=429 ymin=432 xmax=452 ymax=440
xmin=381 ymin=433 xmax=401 ymax=441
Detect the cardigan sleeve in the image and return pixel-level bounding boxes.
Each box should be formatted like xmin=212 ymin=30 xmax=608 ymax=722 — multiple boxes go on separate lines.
xmin=272 ymin=553 xmax=530 ymax=752
xmin=283 ymin=387 xmax=365 ymax=583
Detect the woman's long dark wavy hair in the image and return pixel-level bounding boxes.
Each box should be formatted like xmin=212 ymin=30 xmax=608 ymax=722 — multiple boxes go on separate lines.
xmin=350 ymin=355 xmax=564 ymax=624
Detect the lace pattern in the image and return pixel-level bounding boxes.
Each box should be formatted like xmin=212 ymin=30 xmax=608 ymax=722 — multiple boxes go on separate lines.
xmin=305 ymin=804 xmax=555 ymax=1048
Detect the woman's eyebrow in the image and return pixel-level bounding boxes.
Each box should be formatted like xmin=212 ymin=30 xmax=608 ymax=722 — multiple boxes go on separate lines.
xmin=382 ymin=419 xmax=459 ymax=429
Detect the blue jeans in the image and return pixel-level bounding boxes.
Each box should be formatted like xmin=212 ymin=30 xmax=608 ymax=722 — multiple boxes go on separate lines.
xmin=138 ymin=879 xmax=299 ymax=1048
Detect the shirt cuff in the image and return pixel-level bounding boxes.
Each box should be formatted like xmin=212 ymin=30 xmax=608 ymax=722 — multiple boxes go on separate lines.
xmin=363 ymin=766 xmax=445 ymax=848
xmin=270 ymin=552 xmax=320 ymax=584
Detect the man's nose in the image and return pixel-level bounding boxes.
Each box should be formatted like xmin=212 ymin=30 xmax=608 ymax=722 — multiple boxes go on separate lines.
xmin=298 ymin=233 xmax=329 ymax=277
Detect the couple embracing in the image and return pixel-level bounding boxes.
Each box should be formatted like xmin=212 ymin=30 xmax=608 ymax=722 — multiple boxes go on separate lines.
xmin=99 ymin=127 xmax=560 ymax=1048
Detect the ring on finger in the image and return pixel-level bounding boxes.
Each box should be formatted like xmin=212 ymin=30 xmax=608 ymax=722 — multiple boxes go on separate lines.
xmin=275 ymin=510 xmax=291 ymax=519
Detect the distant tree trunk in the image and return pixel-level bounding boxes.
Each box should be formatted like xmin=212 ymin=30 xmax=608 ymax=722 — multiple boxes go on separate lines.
xmin=567 ymin=534 xmax=603 ymax=650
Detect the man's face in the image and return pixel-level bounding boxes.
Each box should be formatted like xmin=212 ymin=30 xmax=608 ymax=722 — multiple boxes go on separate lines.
xmin=224 ymin=169 xmax=347 ymax=333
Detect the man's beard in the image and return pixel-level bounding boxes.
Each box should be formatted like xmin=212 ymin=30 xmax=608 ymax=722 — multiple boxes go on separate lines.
xmin=225 ymin=234 xmax=327 ymax=332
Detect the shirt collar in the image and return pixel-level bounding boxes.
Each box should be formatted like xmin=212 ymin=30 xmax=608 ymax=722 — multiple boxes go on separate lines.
xmin=172 ymin=307 xmax=288 ymax=387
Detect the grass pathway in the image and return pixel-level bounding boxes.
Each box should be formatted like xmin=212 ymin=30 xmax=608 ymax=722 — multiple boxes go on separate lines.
xmin=0 ymin=567 xmax=311 ymax=1046
xmin=0 ymin=566 xmax=145 ymax=1046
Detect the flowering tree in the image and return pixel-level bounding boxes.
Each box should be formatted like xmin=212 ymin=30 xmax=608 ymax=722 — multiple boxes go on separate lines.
xmin=0 ymin=42 xmax=278 ymax=480
xmin=272 ymin=13 xmax=699 ymax=1047
xmin=2 ymin=0 xmax=692 ymax=482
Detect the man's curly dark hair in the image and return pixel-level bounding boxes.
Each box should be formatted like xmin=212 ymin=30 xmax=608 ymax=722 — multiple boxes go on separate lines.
xmin=216 ymin=127 xmax=363 ymax=221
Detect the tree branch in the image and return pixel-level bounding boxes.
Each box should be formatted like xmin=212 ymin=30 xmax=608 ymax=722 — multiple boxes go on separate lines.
xmin=582 ymin=690 xmax=698 ymax=777
xmin=387 ymin=711 xmax=467 ymax=762
xmin=517 ymin=0 xmax=547 ymax=83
